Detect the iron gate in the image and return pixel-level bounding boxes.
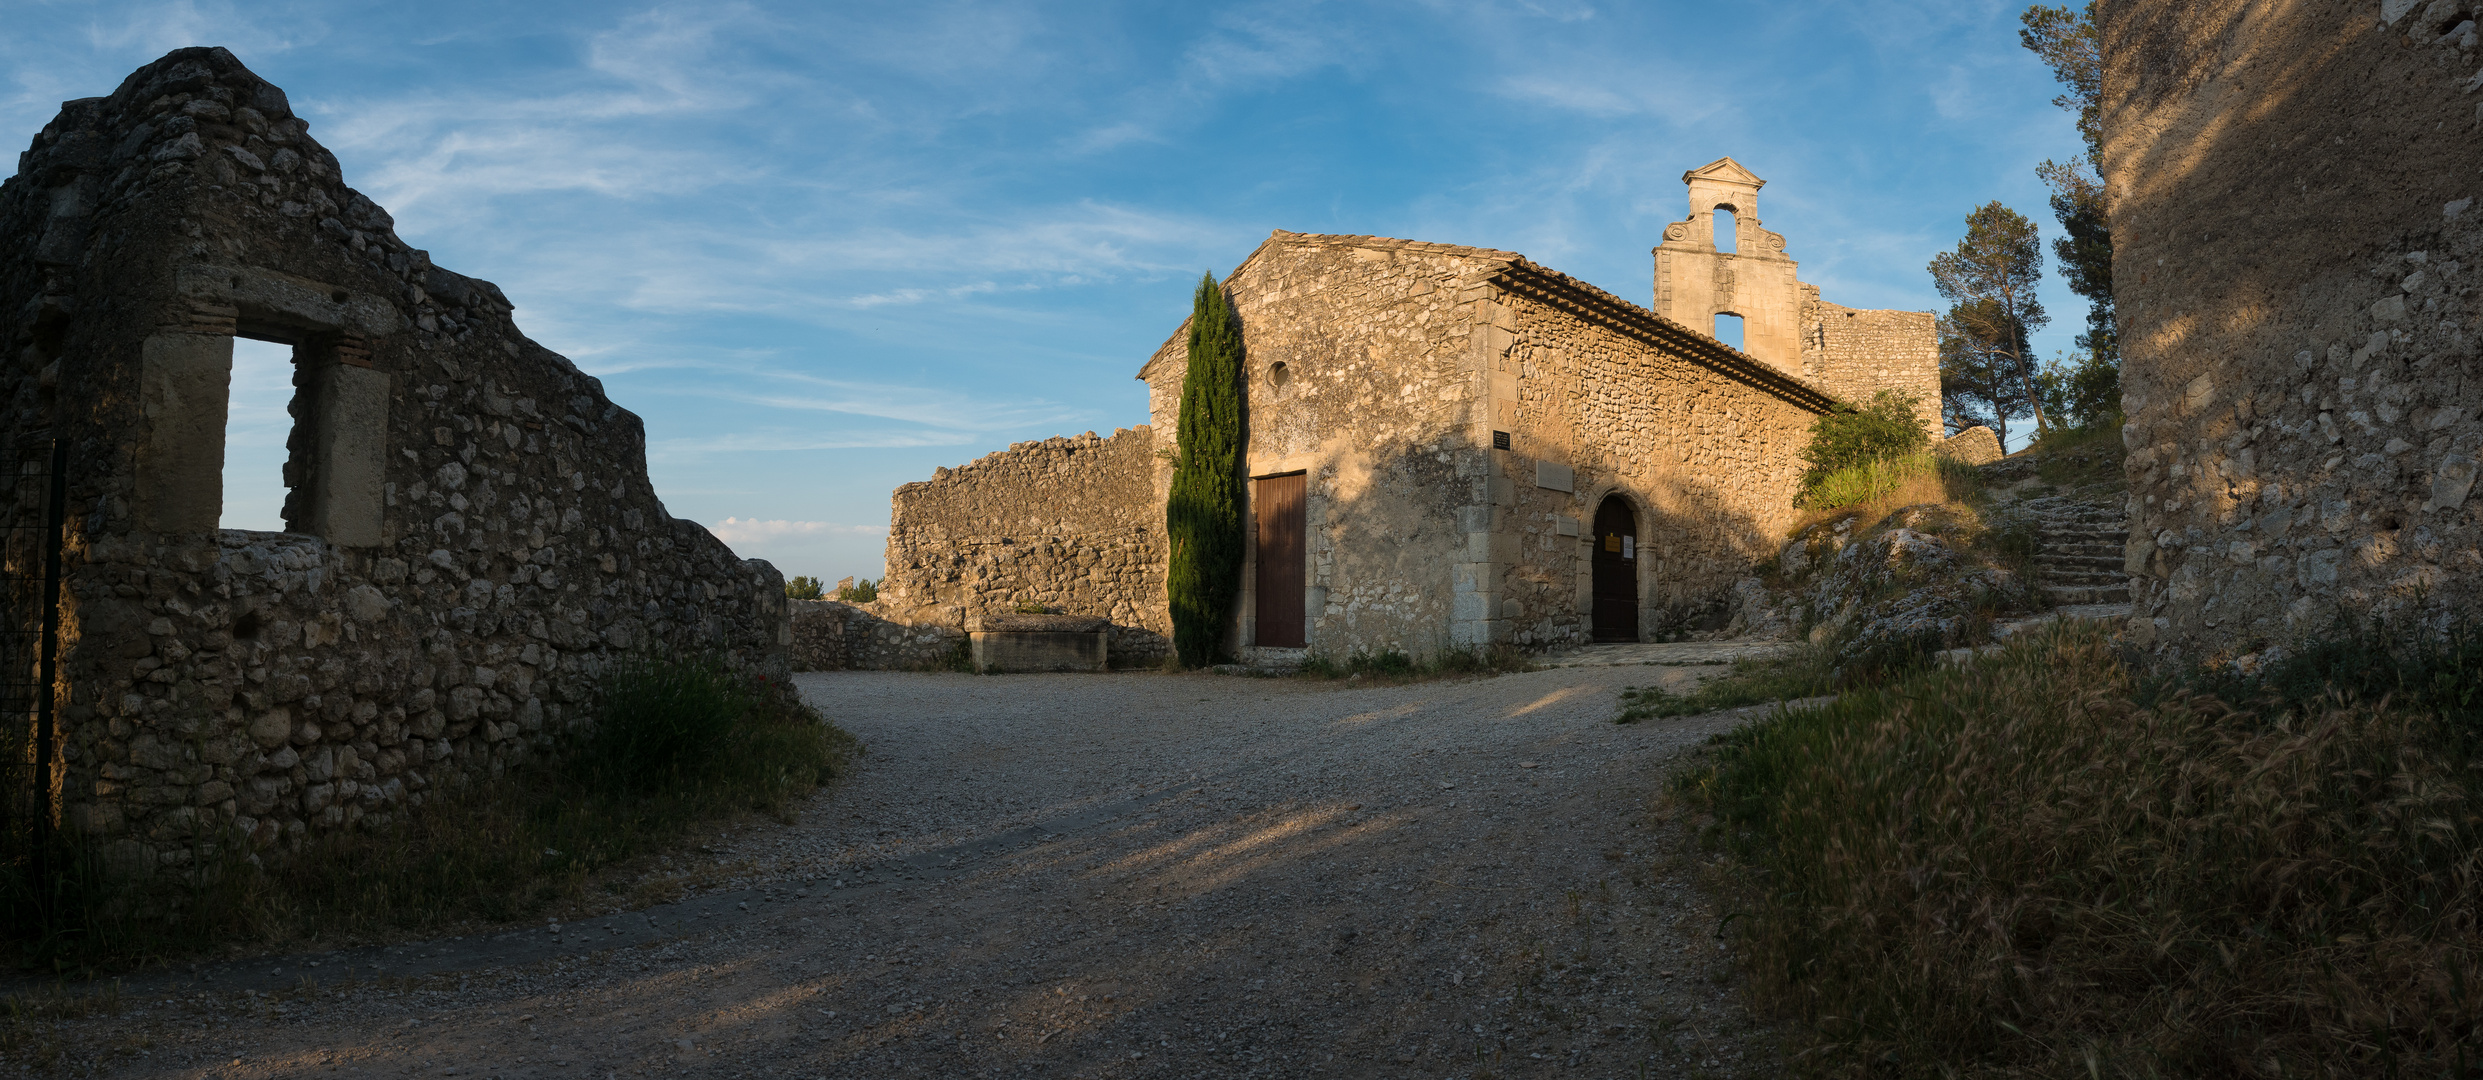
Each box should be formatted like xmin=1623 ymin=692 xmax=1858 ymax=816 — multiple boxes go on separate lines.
xmin=0 ymin=438 xmax=66 ymax=896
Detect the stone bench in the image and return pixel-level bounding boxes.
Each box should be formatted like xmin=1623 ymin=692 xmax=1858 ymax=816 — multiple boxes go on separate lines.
xmin=967 ymin=614 xmax=1110 ymax=673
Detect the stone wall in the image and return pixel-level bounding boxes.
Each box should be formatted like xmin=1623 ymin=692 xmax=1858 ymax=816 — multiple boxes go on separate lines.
xmin=2099 ymin=0 xmax=2483 ymax=658
xmin=875 ymin=428 xmax=1169 ymax=664
xmin=0 ymin=49 xmax=788 ymax=870
xmin=785 ymin=599 xmax=962 ymax=671
xmin=1802 ymin=294 xmax=1943 ymax=434
xmin=1491 ymin=262 xmax=1831 ymax=647
xmin=1138 ymin=231 xmax=1833 ymax=656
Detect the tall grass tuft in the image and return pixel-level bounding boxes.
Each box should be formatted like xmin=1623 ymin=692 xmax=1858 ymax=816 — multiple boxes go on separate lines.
xmin=1676 ymin=622 xmax=2483 ymax=1076
xmin=1799 ymin=452 xmax=1982 ymax=513
xmin=0 ymin=657 xmax=854 ymax=970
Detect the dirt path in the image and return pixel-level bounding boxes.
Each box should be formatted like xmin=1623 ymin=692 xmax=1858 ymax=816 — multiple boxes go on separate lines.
xmin=44 ymin=665 xmax=1782 ymax=1079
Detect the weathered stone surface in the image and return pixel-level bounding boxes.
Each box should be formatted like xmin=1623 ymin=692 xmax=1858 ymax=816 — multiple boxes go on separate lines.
xmin=786 ymin=598 xmax=961 ymax=671
xmin=1937 ymin=425 xmax=2004 ymax=466
xmin=2099 ymin=1 xmax=2483 ymax=657
xmin=0 ymin=49 xmax=787 ymax=867
xmin=969 ymin=630 xmax=1107 ymax=673
xmin=876 ymin=429 xmax=1168 ymax=664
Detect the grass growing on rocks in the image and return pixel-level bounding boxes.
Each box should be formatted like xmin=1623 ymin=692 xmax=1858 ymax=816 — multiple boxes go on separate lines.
xmin=2 ymin=657 xmax=857 ymax=971
xmin=1672 ymin=621 xmax=2483 ymax=1077
xmin=1614 ymin=644 xmax=1838 ymax=722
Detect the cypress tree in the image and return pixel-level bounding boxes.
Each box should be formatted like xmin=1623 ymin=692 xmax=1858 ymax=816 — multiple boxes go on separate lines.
xmin=1166 ymin=273 xmax=1246 ymax=667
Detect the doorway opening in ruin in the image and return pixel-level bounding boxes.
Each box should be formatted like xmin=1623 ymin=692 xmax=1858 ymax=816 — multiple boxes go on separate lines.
xmin=1711 ymin=208 xmax=1738 ymax=253
xmin=1712 ymin=312 xmax=1745 ymax=352
xmin=220 ymin=336 xmax=297 ymax=532
xmin=1591 ymin=495 xmax=1638 ymax=643
xmin=1253 ymin=472 xmax=1307 ymax=648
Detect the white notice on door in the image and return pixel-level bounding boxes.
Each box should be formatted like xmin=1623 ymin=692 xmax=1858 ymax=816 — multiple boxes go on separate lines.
xmin=1621 ymin=536 xmax=1634 ymax=560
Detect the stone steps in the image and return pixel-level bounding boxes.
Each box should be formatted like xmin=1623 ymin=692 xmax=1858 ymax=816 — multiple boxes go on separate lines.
xmin=2029 ymin=509 xmax=2130 ymax=605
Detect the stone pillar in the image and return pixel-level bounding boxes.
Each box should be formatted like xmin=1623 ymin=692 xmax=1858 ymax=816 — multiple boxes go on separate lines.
xmin=135 ymin=332 xmax=234 ymax=534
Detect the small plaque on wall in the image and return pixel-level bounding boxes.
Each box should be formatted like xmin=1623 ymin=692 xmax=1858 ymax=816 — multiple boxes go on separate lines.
xmin=1554 ymin=515 xmax=1579 ymax=536
xmin=1534 ymin=461 xmax=1574 ymax=492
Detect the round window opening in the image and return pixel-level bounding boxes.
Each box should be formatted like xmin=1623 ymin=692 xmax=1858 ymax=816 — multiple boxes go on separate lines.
xmin=1269 ymin=361 xmax=1291 ymax=388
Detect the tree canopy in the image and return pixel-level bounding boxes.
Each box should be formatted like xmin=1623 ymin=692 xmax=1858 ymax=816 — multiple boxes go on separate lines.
xmin=1929 ymin=201 xmax=2050 ymax=440
xmin=2023 ymin=3 xmax=2118 ymax=428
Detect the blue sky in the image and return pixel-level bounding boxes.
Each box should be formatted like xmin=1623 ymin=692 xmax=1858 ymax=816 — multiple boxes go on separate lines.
xmin=2 ymin=0 xmax=2089 ymax=584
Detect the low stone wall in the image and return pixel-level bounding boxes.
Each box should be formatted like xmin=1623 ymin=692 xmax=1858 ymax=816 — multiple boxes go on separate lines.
xmin=876 ymin=429 xmax=1170 ymax=665
xmin=1938 ymin=426 xmax=2004 ymax=466
xmin=786 ymin=600 xmax=962 ymax=671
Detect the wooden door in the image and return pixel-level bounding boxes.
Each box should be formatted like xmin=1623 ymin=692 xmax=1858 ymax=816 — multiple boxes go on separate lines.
xmin=1254 ymin=474 xmax=1306 ymax=648
xmin=1591 ymin=495 xmax=1638 ymax=643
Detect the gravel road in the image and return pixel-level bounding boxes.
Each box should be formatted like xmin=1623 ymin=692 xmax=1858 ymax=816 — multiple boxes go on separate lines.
xmin=35 ymin=664 xmax=1782 ymax=1079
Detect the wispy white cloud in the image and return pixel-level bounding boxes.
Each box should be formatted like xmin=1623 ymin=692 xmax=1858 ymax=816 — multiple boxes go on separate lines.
xmin=653 ymin=431 xmax=979 ymax=457
xmin=707 ymin=517 xmax=887 ymax=543
xmin=79 ymin=0 xmax=323 ymax=64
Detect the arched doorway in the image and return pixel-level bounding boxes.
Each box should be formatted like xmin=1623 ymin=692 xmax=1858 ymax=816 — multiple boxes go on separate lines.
xmin=1591 ymin=495 xmax=1638 ymax=643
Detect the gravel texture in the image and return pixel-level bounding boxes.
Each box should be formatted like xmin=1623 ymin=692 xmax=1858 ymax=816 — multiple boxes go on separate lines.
xmin=32 ymin=664 xmax=1782 ymax=1079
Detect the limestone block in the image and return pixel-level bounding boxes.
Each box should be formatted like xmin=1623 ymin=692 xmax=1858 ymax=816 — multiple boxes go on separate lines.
xmin=969 ymin=631 xmax=1106 ymax=674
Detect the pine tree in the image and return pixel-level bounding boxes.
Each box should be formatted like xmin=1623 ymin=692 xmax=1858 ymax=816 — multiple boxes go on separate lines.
xmin=1166 ymin=273 xmax=1247 ymax=668
xmin=1929 ymin=202 xmax=2050 ymax=437
xmin=2023 ymin=4 xmax=2119 ymax=421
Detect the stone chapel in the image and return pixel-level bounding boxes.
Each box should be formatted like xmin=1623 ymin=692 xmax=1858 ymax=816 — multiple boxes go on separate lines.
xmin=865 ymin=161 xmax=1939 ymax=662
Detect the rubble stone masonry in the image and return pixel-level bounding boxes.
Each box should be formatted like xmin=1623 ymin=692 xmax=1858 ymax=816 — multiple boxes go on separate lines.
xmin=2100 ymin=0 xmax=2483 ymax=657
xmin=875 ymin=428 xmax=1170 ymax=664
xmin=0 ymin=49 xmax=788 ymax=872
xmin=1801 ymin=294 xmax=1943 ymax=434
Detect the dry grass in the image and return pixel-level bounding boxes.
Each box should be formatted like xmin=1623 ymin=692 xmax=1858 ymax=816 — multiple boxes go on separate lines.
xmin=1786 ymin=454 xmax=1984 ymax=540
xmin=2 ymin=659 xmax=858 ymax=971
xmin=1676 ymin=622 xmax=2483 ymax=1077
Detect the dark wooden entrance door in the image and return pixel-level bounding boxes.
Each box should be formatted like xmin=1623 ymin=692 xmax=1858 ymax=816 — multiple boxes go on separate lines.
xmin=1254 ymin=473 xmax=1307 ymax=648
xmin=1591 ymin=495 xmax=1638 ymax=643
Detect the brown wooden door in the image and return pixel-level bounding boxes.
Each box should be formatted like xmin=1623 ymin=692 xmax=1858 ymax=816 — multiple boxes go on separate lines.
xmin=1591 ymin=495 xmax=1638 ymax=643
xmin=1254 ymin=474 xmax=1306 ymax=648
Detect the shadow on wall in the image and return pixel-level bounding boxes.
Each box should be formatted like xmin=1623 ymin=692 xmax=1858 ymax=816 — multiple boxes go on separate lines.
xmin=1270 ymin=436 xmax=1796 ymax=656
xmin=2102 ymin=0 xmax=2483 ymax=654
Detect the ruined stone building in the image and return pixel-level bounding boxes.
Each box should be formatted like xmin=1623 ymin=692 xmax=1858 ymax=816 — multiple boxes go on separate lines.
xmin=2101 ymin=0 xmax=2483 ymax=657
xmin=0 ymin=49 xmax=788 ymax=872
xmin=871 ymin=164 xmax=1940 ymax=660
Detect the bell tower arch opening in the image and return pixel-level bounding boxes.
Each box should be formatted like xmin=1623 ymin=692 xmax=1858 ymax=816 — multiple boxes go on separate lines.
xmin=1712 ymin=312 xmax=1746 ymax=352
xmin=1711 ymin=207 xmax=1738 ymax=253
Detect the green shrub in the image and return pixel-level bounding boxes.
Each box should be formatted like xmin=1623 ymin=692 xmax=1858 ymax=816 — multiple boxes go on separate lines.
xmin=1799 ymin=389 xmax=1931 ymax=498
xmin=1167 ymin=273 xmax=1248 ymax=668
xmin=578 ymin=657 xmax=749 ymax=794
xmin=784 ymin=575 xmax=825 ymax=600
xmin=1675 ymin=623 xmax=2483 ymax=1077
